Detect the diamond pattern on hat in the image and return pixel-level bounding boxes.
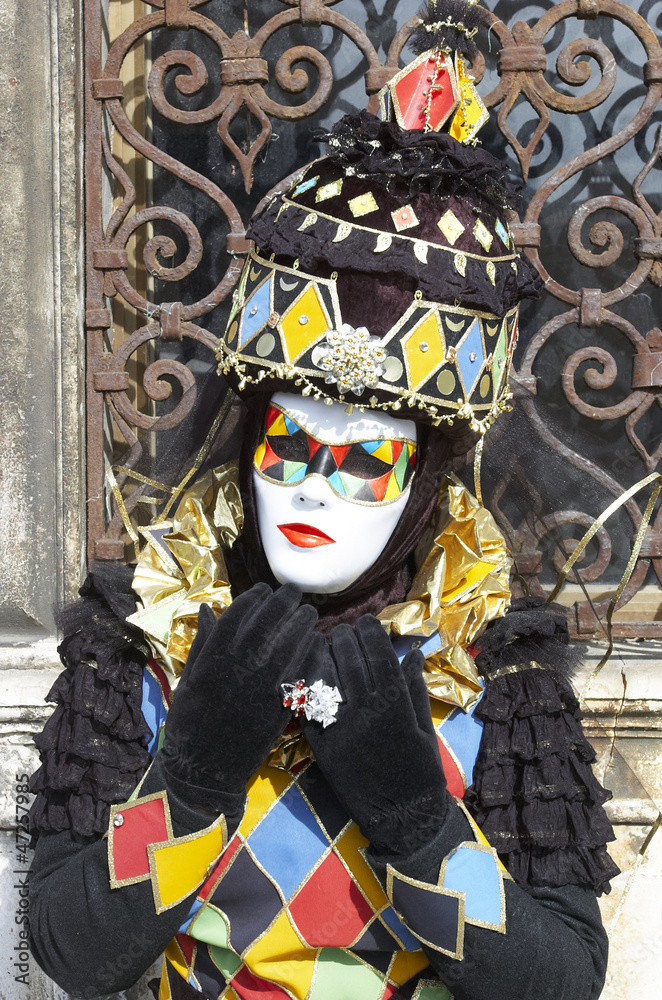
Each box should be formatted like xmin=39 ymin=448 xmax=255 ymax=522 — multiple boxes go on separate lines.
xmin=239 ymin=278 xmax=272 ymax=347
xmin=289 ymin=850 xmax=375 ymax=946
xmin=449 ymin=55 xmax=489 ymax=146
xmin=495 ymin=218 xmax=509 ymax=247
xmin=348 ymin=192 xmax=379 ymax=217
xmin=316 ymin=179 xmax=343 ymax=202
xmin=247 ymin=784 xmax=329 ymax=901
xmin=280 ymin=284 xmax=332 ymax=362
xmin=492 ymin=319 xmax=508 ymax=398
xmin=456 ymin=320 xmax=485 ymax=396
xmin=403 ymin=311 xmax=446 ymax=391
xmin=292 ymin=175 xmax=319 ymax=197
xmin=208 ymin=847 xmax=283 ymax=954
xmin=437 ymin=209 xmax=465 ymax=246
xmin=391 ymin=204 xmax=419 ymax=233
xmin=473 ymin=218 xmax=493 ymax=253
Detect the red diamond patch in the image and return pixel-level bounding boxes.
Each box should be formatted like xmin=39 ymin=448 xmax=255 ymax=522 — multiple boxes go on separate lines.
xmin=288 ymin=850 xmax=375 ymax=946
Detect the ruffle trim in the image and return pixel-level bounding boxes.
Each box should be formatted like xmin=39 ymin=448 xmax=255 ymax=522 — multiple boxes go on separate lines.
xmin=248 ymin=200 xmax=541 ymax=317
xmin=29 ymin=572 xmax=152 ymax=840
xmin=465 ymin=598 xmax=620 ymax=895
xmin=409 ymin=0 xmax=483 ymax=61
xmin=315 ymin=111 xmax=520 ymax=208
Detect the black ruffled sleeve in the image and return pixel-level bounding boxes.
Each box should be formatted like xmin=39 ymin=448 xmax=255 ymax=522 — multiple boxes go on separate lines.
xmin=28 ymin=567 xmax=153 ymax=840
xmin=464 ymin=596 xmax=620 ymax=896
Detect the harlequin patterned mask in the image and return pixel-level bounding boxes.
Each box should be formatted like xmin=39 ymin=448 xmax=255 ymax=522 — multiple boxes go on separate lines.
xmin=255 ymin=403 xmax=417 ymax=505
xmin=253 ymin=393 xmax=418 ymax=594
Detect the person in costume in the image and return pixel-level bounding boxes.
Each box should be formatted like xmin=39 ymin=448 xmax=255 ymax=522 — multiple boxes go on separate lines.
xmin=28 ymin=4 xmax=618 ymax=999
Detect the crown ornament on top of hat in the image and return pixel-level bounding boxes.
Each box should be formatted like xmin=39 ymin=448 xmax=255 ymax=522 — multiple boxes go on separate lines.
xmin=380 ymin=0 xmax=488 ymax=145
xmin=217 ymin=0 xmax=542 ymax=433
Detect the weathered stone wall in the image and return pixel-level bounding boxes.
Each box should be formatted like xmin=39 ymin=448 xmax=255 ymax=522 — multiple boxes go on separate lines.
xmin=0 ymin=1 xmax=659 ymax=998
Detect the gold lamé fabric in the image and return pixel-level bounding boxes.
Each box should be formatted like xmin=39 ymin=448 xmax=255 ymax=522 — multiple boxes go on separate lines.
xmin=128 ymin=462 xmax=243 ymax=686
xmin=378 ymin=474 xmax=512 ymax=711
xmin=129 ymin=467 xmax=511 ymax=711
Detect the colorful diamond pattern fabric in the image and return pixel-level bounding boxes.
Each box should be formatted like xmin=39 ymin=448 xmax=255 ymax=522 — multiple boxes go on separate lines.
xmin=144 ymin=662 xmax=499 ymax=1000
xmin=473 ymin=218 xmax=493 ymax=253
xmin=391 ymin=204 xmax=419 ymax=232
xmin=280 ymin=283 xmax=331 ymax=362
xmin=437 ymin=706 xmax=484 ymax=789
xmin=386 ymin=836 xmax=507 ymax=961
xmin=109 ymin=794 xmax=169 ymax=883
xmin=316 ymin=179 xmax=343 ymax=202
xmin=239 ymin=279 xmax=272 ymax=347
xmin=495 ymin=218 xmax=509 ymax=247
xmin=403 ymin=311 xmax=446 ymax=391
xmin=347 ymin=192 xmax=379 ymax=217
xmin=292 ymin=175 xmax=319 ymax=197
xmin=289 ymin=850 xmax=375 ymax=945
xmin=388 ymin=874 xmax=462 ymax=957
xmin=442 ymin=844 xmax=505 ymax=928
xmin=246 ymin=784 xmax=329 ymax=901
xmin=456 ymin=320 xmax=485 ymax=395
xmin=437 ymin=209 xmax=465 ymax=246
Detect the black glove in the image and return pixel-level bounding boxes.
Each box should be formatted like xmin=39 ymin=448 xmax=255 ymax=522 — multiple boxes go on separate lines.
xmin=160 ymin=583 xmax=318 ymax=803
xmin=303 ymin=615 xmax=450 ymax=858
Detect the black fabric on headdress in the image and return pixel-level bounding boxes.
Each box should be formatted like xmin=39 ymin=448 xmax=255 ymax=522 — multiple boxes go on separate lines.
xmin=247 ymin=113 xmax=542 ymax=324
xmin=227 ymin=394 xmax=455 ymax=634
xmin=313 ymin=110 xmax=520 ymax=208
xmin=410 ymin=0 xmax=484 ymax=61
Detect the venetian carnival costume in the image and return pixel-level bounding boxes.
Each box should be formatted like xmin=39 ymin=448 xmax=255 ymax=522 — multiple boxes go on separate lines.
xmin=28 ymin=4 xmax=619 ymax=1000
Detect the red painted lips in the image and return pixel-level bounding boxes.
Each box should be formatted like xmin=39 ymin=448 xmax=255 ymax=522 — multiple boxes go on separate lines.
xmin=277 ymin=523 xmax=335 ymax=548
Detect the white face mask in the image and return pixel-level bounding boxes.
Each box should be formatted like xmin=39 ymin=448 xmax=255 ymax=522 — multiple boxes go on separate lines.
xmin=253 ymin=392 xmax=418 ymax=594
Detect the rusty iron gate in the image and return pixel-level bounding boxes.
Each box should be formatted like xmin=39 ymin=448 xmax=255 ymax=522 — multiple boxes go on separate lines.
xmin=83 ymin=0 xmax=662 ymax=636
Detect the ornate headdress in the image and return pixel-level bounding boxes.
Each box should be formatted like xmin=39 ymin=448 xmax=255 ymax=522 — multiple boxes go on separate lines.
xmin=217 ymin=0 xmax=542 ymax=433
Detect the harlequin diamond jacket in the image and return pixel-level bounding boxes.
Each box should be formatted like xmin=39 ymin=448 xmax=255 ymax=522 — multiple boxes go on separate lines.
xmin=28 ymin=482 xmax=617 ymax=1000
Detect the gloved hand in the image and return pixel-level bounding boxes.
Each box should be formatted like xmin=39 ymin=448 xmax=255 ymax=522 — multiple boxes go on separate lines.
xmin=161 ymin=583 xmax=318 ymax=801
xmin=302 ymin=615 xmax=449 ymax=858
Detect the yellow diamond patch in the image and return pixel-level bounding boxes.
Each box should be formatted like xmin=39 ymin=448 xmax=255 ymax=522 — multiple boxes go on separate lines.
xmin=316 ymin=178 xmax=343 ymax=203
xmin=450 ymin=54 xmax=489 ymax=144
xmin=280 ymin=283 xmax=331 ymax=362
xmin=437 ymin=209 xmax=465 ymax=246
xmin=473 ymin=218 xmax=493 ymax=252
xmin=404 ymin=311 xmax=446 ymax=390
xmin=348 ymin=191 xmax=379 ymax=217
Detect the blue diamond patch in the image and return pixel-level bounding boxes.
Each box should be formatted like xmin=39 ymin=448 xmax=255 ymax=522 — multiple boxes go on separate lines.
xmin=456 ymin=320 xmax=484 ymax=395
xmin=239 ymin=278 xmax=272 ymax=347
